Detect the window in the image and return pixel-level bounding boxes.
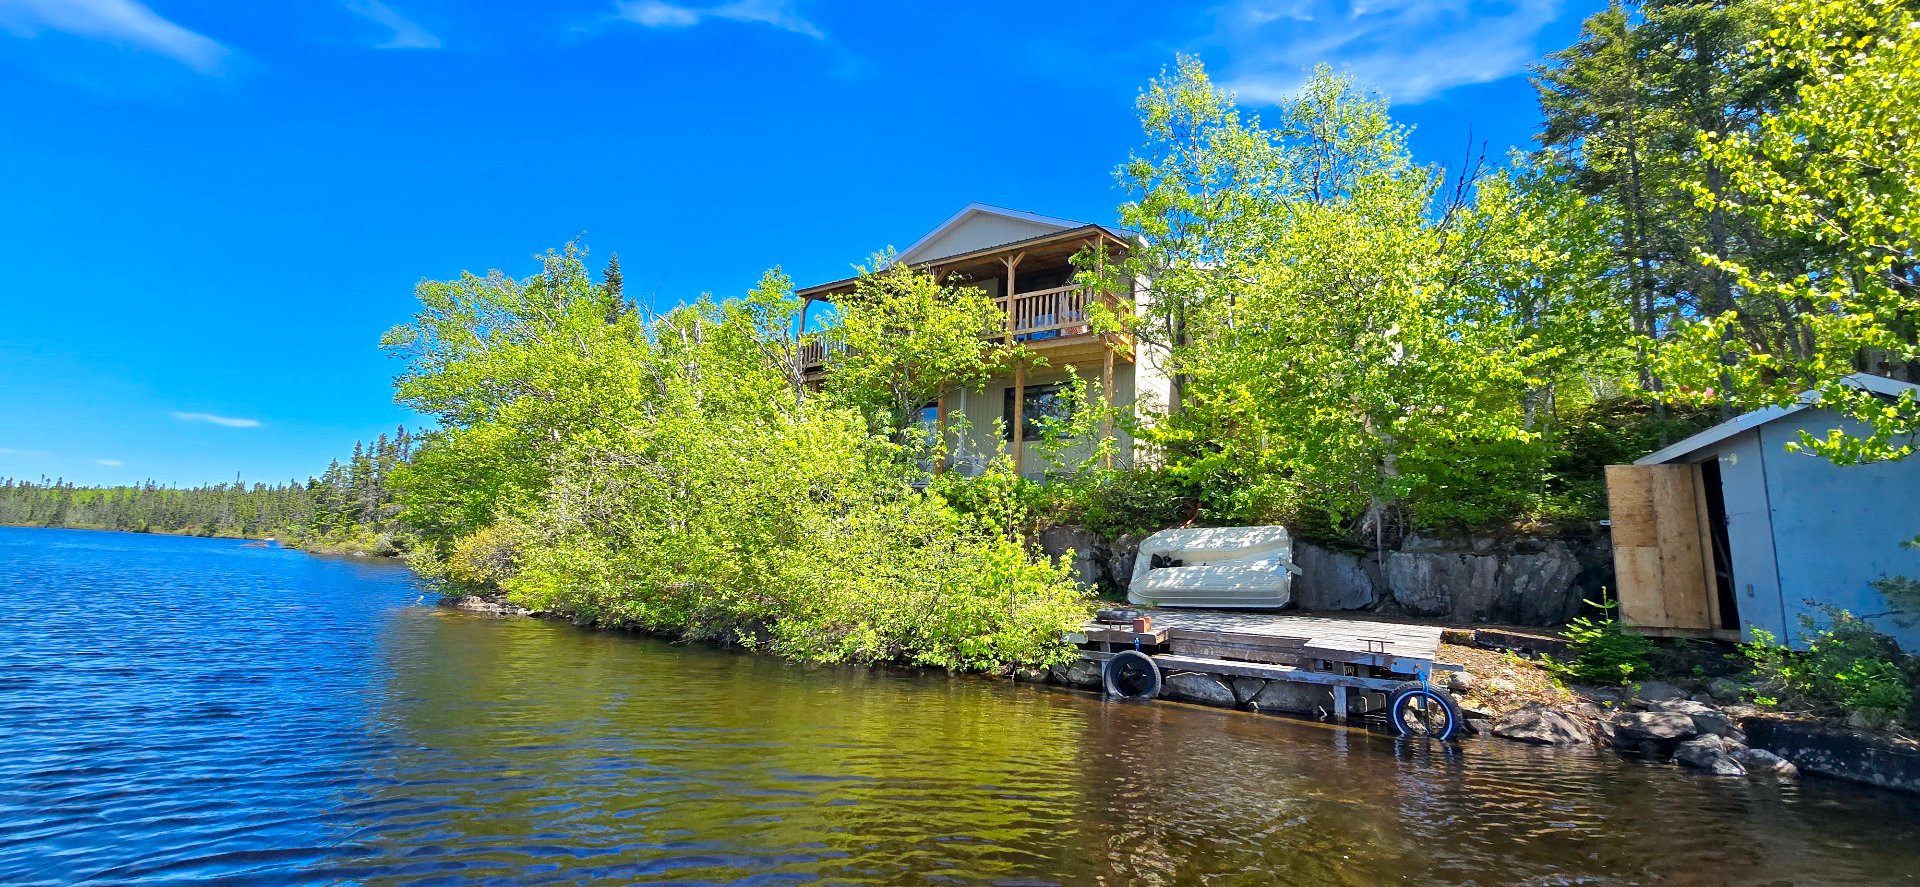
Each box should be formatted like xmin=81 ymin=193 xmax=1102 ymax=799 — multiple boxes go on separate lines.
xmin=1003 ymin=382 xmax=1075 ymax=441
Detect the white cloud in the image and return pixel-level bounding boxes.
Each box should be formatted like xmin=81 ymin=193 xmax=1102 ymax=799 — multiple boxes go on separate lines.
xmin=614 ymin=0 xmax=821 ymax=39
xmin=96 ymin=458 xmax=123 ymax=467
xmin=1210 ymin=0 xmax=1564 ymax=105
xmin=345 ymin=0 xmax=440 ymax=50
xmin=173 ymin=411 xmax=261 ymax=428
xmin=0 ymin=447 xmax=47 ymax=456
xmin=0 ymin=0 xmax=227 ymax=73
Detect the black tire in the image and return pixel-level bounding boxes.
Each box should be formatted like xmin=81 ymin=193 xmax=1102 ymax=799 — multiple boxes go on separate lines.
xmin=1386 ymin=681 xmax=1463 ymax=741
xmin=1103 ymin=650 xmax=1162 ymax=699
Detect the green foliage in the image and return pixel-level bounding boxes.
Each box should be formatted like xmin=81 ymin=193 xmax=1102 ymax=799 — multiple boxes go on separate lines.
xmin=825 ymin=257 xmax=1017 ymax=446
xmin=1105 ymin=60 xmax=1639 ymax=540
xmin=387 ymin=250 xmax=1090 ymax=671
xmin=1741 ymin=607 xmax=1917 ymax=727
xmin=1657 ymin=0 xmax=1919 ymax=460
xmin=1545 ymin=597 xmax=1656 ymax=685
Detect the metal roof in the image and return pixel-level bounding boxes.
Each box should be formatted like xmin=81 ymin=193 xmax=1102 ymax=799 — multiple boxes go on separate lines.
xmin=1635 ymin=373 xmax=1920 ymax=465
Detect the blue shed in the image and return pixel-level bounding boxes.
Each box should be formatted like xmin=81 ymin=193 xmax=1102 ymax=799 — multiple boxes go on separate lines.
xmin=1606 ymin=374 xmax=1920 ymax=651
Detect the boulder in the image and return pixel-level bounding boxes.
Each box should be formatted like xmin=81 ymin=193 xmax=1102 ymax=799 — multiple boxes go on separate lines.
xmin=1163 ymin=673 xmax=1237 ymax=707
xmin=1632 ymin=681 xmax=1688 ymax=703
xmin=1447 ymin=671 xmax=1476 ymax=693
xmin=1105 ymin=533 xmax=1142 ymax=594
xmin=1037 ymin=525 xmax=1110 ymax=590
xmin=1731 ymin=747 xmax=1799 ymax=778
xmin=1494 ymin=704 xmax=1594 ymax=745
xmin=1611 ymin=711 xmax=1698 ymax=743
xmin=1050 ymin=659 xmax=1103 ymax=688
xmin=1252 ymin=680 xmax=1329 ymax=716
xmin=1293 ymin=542 xmax=1379 ymax=610
xmin=1014 ymin=667 xmax=1050 ymax=684
xmin=1675 ymin=735 xmax=1748 ymax=776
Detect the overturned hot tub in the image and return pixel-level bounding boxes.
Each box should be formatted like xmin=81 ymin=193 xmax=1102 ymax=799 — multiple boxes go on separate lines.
xmin=1127 ymin=525 xmax=1300 ymax=609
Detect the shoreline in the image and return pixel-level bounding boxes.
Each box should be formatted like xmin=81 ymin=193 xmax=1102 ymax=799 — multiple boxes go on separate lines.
xmin=440 ymin=591 xmax=1920 ymax=797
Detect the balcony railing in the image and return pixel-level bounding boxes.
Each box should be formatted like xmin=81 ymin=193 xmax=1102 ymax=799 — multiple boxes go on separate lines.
xmin=995 ymin=284 xmax=1098 ymax=342
xmin=799 ymin=285 xmax=1120 ymax=377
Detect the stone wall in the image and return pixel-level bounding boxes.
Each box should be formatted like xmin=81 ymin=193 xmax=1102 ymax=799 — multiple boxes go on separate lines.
xmin=1036 ymin=525 xmax=1611 ymax=628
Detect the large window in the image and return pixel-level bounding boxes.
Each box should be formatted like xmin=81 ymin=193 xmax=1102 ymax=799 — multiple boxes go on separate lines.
xmin=1003 ymin=382 xmax=1075 ymax=441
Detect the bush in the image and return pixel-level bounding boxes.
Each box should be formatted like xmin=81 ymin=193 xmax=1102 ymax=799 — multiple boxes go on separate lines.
xmin=446 ymin=522 xmax=523 ymax=589
xmin=1741 ymin=606 xmax=1917 ymax=728
xmin=1545 ymin=597 xmax=1655 ymax=685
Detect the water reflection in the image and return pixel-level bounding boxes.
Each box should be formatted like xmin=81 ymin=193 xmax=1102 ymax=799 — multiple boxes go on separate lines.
xmin=2 ymin=527 xmax=1918 ymax=886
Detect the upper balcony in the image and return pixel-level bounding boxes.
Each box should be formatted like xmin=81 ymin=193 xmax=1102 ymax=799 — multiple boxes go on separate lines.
xmin=795 ymin=222 xmax=1134 ymax=380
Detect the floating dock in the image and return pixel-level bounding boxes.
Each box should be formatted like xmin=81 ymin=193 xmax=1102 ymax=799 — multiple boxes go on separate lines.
xmin=1068 ymin=608 xmax=1464 ymax=732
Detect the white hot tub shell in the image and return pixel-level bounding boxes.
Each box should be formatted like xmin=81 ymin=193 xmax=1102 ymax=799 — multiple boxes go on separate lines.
xmin=1126 ymin=525 xmax=1299 ymax=609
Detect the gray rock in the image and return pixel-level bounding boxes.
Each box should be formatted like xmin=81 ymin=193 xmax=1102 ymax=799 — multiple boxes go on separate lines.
xmin=1494 ymin=704 xmax=1594 ymax=745
xmin=1633 ymin=681 xmax=1688 ymax=703
xmin=1447 ymin=671 xmax=1477 ymax=693
xmin=1106 ymin=533 xmax=1141 ymax=594
xmin=1675 ymin=735 xmax=1748 ymax=776
xmin=1689 ymin=708 xmax=1739 ymax=739
xmin=1649 ymin=699 xmax=1714 ymax=716
xmin=1051 ymin=659 xmax=1103 ymax=688
xmin=1014 ymin=667 xmax=1050 ymax=684
xmin=442 ymin=595 xmax=532 ymax=617
xmin=1252 ymin=680 xmax=1329 ymax=716
xmin=1038 ymin=525 xmax=1109 ymax=590
xmin=1612 ymin=711 xmax=1698 ymax=743
xmin=1231 ymin=677 xmax=1266 ymax=707
xmin=1163 ymin=673 xmax=1237 ymax=706
xmin=1293 ymin=542 xmax=1379 ymax=610
xmin=1466 ymin=718 xmax=1495 ymax=736
xmin=1732 ymin=747 xmax=1799 ymax=777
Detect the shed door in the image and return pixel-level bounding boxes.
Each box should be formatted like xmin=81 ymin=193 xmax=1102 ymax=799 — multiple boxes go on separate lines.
xmin=1605 ymin=464 xmax=1719 ymax=631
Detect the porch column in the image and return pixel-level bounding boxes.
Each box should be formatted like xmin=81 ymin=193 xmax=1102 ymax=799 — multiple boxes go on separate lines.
xmin=998 ymin=252 xmax=1024 ymax=344
xmin=1011 ymin=363 xmax=1026 ymax=477
xmin=1102 ymin=346 xmax=1116 ymax=470
xmin=934 ymin=392 xmax=949 ymax=475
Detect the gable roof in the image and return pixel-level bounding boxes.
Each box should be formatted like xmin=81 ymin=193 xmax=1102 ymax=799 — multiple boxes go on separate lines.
xmin=1635 ymin=373 xmax=1920 ymax=465
xmin=894 ymin=203 xmax=1094 ymax=265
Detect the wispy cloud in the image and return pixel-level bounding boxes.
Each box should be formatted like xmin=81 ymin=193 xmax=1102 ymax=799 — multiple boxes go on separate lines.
xmin=173 ymin=411 xmax=261 ymax=428
xmin=613 ymin=0 xmax=821 ymax=39
xmin=345 ymin=0 xmax=440 ymax=49
xmin=96 ymin=458 xmax=123 ymax=467
xmin=0 ymin=0 xmax=227 ymax=73
xmin=1209 ymin=0 xmax=1564 ymax=105
xmin=0 ymin=447 xmax=47 ymax=456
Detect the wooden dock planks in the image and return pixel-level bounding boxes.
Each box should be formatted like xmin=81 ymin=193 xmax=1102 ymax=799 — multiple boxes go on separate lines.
xmin=1078 ymin=608 xmax=1458 ymax=675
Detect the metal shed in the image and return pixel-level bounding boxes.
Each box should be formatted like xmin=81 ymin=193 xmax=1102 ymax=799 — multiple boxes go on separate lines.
xmin=1605 ymin=374 xmax=1920 ymax=650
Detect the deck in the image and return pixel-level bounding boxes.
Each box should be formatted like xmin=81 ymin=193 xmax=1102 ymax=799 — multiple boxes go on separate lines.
xmin=1068 ymin=608 xmax=1462 ymax=723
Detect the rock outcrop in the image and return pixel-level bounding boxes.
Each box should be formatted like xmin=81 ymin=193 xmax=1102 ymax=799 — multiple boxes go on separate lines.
xmin=1493 ymin=704 xmax=1594 ymax=745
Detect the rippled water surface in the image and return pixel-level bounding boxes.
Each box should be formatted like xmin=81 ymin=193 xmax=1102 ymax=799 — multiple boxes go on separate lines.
xmin=4 ymin=527 xmax=1920 ymax=885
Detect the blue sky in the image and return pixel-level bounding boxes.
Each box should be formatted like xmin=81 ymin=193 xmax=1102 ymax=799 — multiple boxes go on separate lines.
xmin=0 ymin=0 xmax=1603 ymax=487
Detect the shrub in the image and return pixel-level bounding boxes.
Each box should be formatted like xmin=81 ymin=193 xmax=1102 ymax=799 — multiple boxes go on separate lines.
xmin=1741 ymin=606 xmax=1917 ymax=728
xmin=1545 ymin=597 xmax=1655 ymax=685
xmin=446 ymin=522 xmax=523 ymax=589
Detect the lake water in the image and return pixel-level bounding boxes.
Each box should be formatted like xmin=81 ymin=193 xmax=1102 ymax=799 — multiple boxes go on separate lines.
xmin=3 ymin=526 xmax=1918 ymax=885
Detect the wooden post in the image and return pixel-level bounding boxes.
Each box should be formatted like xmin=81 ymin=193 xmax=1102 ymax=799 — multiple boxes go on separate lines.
xmin=934 ymin=392 xmax=949 ymax=475
xmin=1102 ymin=345 xmax=1116 ymax=470
xmin=1011 ymin=362 xmax=1026 ymax=477
xmin=999 ymin=252 xmax=1024 ymax=343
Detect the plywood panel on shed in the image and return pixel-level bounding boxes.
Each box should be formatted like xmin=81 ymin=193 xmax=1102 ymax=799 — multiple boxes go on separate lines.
xmin=1606 ymin=464 xmax=1717 ymax=632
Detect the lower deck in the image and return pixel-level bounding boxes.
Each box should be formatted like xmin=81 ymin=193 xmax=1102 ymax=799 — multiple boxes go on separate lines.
xmin=1069 ymin=608 xmax=1462 ymax=723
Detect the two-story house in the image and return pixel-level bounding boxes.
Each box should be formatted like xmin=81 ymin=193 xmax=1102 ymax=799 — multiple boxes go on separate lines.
xmin=796 ymin=203 xmax=1172 ymax=478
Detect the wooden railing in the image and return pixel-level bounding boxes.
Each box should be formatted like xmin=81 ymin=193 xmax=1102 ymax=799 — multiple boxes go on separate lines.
xmin=797 ymin=332 xmax=844 ymax=374
xmin=994 ymin=284 xmax=1098 ymax=342
xmin=799 ymin=285 xmax=1122 ymax=378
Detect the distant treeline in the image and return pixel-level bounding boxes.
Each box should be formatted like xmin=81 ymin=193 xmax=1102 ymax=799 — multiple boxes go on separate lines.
xmin=0 ymin=429 xmax=414 ymax=548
